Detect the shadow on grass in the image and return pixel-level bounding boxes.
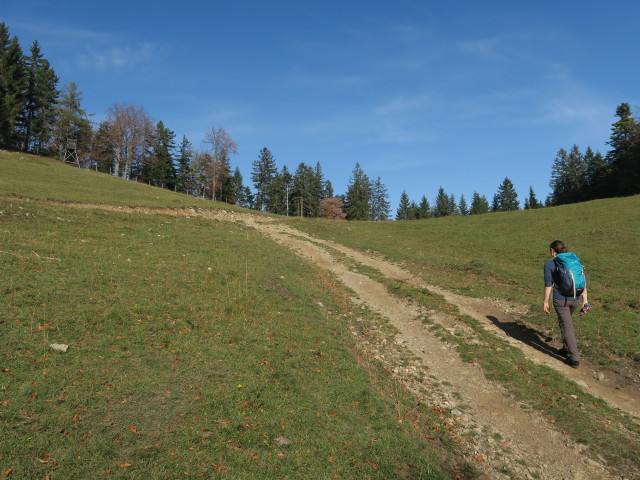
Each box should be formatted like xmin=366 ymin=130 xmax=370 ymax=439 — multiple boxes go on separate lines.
xmin=486 ymin=315 xmax=566 ymax=362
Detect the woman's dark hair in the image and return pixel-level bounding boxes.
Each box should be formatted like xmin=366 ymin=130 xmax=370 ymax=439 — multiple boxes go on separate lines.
xmin=550 ymin=240 xmax=568 ymax=254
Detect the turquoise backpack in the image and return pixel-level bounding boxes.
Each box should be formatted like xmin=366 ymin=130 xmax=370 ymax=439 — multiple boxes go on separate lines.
xmin=553 ymin=252 xmax=586 ymax=298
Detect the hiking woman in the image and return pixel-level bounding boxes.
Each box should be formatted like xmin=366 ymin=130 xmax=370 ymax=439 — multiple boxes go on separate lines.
xmin=543 ymin=240 xmax=590 ymax=368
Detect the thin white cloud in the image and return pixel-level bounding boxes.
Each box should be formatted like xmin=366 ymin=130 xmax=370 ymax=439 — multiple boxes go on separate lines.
xmin=459 ymin=35 xmax=512 ymax=62
xmin=76 ymin=42 xmax=164 ymax=71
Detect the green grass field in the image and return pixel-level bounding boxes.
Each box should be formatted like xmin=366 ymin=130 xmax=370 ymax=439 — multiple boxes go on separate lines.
xmin=1 ymin=153 xmax=459 ymax=478
xmin=1 ymin=151 xmax=639 ymax=478
xmin=288 ymin=196 xmax=640 ymax=365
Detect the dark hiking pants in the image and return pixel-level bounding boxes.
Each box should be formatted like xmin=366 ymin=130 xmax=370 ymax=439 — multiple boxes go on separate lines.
xmin=553 ymin=298 xmax=581 ymax=362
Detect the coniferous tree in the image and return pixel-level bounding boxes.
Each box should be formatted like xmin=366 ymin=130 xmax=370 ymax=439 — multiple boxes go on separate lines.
xmin=448 ymin=193 xmax=458 ymax=215
xmin=581 ymin=147 xmax=607 ymax=200
xmin=228 ymin=166 xmax=252 ymax=207
xmin=524 ymin=186 xmax=541 ymax=209
xmin=396 ymin=191 xmax=411 ymax=220
xmin=308 ymin=162 xmax=326 ymax=217
xmin=291 ymin=162 xmax=316 ymax=217
xmin=550 ymin=145 xmax=588 ymax=205
xmin=458 ymin=194 xmax=469 ymax=215
xmin=251 ymin=147 xmax=277 ymax=211
xmin=408 ymin=201 xmax=420 ymax=220
xmin=143 ymin=120 xmax=177 ymax=189
xmin=268 ymin=165 xmax=293 ymax=215
xmin=418 ymin=195 xmax=432 ymax=219
xmin=22 ymin=40 xmax=58 ymax=154
xmin=324 ymin=179 xmax=334 ymax=199
xmin=470 ymin=192 xmax=489 ymax=215
xmin=90 ymin=121 xmax=115 ymax=174
xmin=52 ymin=82 xmax=92 ymax=161
xmin=549 ymin=148 xmax=569 ymax=205
xmin=493 ymin=177 xmax=519 ymax=211
xmin=491 ymin=193 xmax=500 ymax=212
xmin=605 ymin=103 xmax=640 ymax=196
xmin=370 ymin=176 xmax=391 ymax=221
xmin=0 ymin=23 xmax=27 ymax=149
xmin=344 ymin=163 xmax=372 ymax=220
xmin=176 ymin=136 xmax=194 ymax=194
xmin=433 ymin=187 xmax=451 ymax=218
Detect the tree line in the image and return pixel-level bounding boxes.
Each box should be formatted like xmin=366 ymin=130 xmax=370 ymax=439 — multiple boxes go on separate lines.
xmin=1 ymin=22 xmax=638 ymax=221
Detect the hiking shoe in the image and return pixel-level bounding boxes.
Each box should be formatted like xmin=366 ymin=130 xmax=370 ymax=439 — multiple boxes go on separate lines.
xmin=578 ymin=303 xmax=591 ymax=316
xmin=567 ymin=359 xmax=580 ymax=368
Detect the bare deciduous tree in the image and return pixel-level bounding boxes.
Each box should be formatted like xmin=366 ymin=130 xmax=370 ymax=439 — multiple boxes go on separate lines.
xmin=105 ymin=103 xmax=153 ymax=179
xmin=204 ymin=127 xmax=238 ymax=201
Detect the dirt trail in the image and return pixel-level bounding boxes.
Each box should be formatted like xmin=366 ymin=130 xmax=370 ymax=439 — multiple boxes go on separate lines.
xmin=211 ymin=211 xmax=638 ymax=480
xmin=47 ymin=203 xmax=639 ymax=479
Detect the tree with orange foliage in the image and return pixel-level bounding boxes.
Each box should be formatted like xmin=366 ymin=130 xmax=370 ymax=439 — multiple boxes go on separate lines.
xmin=319 ymin=197 xmax=346 ymax=220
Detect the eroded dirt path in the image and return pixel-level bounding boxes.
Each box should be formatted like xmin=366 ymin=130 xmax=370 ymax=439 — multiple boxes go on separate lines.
xmin=209 ymin=211 xmax=639 ymax=480
xmin=50 ymin=203 xmax=640 ymax=479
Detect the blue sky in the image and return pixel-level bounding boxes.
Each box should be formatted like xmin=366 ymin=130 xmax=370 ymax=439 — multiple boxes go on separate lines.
xmin=3 ymin=1 xmax=639 ymax=209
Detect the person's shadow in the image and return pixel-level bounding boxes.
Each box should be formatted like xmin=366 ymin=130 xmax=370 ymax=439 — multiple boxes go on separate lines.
xmin=486 ymin=315 xmax=565 ymax=361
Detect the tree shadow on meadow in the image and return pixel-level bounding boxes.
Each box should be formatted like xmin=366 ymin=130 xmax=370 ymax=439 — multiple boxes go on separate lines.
xmin=486 ymin=315 xmax=566 ymax=362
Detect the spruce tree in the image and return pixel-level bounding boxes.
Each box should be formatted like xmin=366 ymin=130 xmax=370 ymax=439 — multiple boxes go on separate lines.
xmin=396 ymin=191 xmax=411 ymax=220
xmin=582 ymin=147 xmax=607 ymax=200
xmin=22 ymin=40 xmax=58 ymax=154
xmin=549 ymin=148 xmax=569 ymax=205
xmin=269 ymin=165 xmax=293 ymax=215
xmin=370 ymin=176 xmax=391 ymax=221
xmin=176 ymin=136 xmax=194 ymax=194
xmin=52 ymin=82 xmax=92 ymax=160
xmin=251 ymin=147 xmax=277 ymax=212
xmin=345 ymin=163 xmax=372 ymax=220
xmin=493 ymin=177 xmax=519 ymax=211
xmin=524 ymin=186 xmax=541 ymax=209
xmin=470 ymin=192 xmax=489 ymax=215
xmin=145 ymin=120 xmax=177 ymax=189
xmin=433 ymin=187 xmax=451 ymax=217
xmin=418 ymin=195 xmax=431 ymax=219
xmin=291 ymin=162 xmax=315 ymax=217
xmin=0 ymin=23 xmax=27 ymax=149
xmin=605 ymin=103 xmax=640 ymax=196
xmin=458 ymin=194 xmax=469 ymax=215
xmin=228 ymin=167 xmax=252 ymax=208
xmin=448 ymin=193 xmax=458 ymax=215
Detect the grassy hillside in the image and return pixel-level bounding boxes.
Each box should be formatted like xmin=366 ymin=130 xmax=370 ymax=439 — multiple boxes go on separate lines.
xmin=1 ymin=153 xmax=457 ymax=478
xmin=0 ymin=151 xmax=249 ymax=210
xmin=289 ymin=195 xmax=640 ymax=366
xmin=1 ymin=151 xmax=639 ymax=477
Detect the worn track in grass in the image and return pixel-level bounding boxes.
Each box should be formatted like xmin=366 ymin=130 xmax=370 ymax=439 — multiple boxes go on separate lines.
xmin=44 ymin=202 xmax=640 ymax=479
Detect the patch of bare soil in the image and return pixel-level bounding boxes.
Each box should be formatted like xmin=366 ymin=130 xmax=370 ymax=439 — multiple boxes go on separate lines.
xmin=46 ymin=203 xmax=640 ymax=479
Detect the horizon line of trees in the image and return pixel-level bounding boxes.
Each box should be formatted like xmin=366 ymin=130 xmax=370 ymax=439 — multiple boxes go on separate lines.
xmin=2 ymin=22 xmax=638 ymax=221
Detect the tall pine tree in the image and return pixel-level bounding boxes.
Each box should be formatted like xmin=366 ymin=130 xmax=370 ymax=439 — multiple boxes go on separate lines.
xmin=396 ymin=191 xmax=411 ymax=220
xmin=22 ymin=40 xmax=58 ymax=153
xmin=52 ymin=82 xmax=92 ymax=161
xmin=470 ymin=192 xmax=489 ymax=215
xmin=493 ymin=177 xmax=519 ymax=211
xmin=433 ymin=187 xmax=451 ymax=218
xmin=176 ymin=136 xmax=194 ymax=194
xmin=345 ymin=163 xmax=371 ymax=220
xmin=0 ymin=23 xmax=26 ymax=149
xmin=370 ymin=176 xmax=391 ymax=220
xmin=251 ymin=147 xmax=277 ymax=212
xmin=606 ymin=103 xmax=640 ymax=196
